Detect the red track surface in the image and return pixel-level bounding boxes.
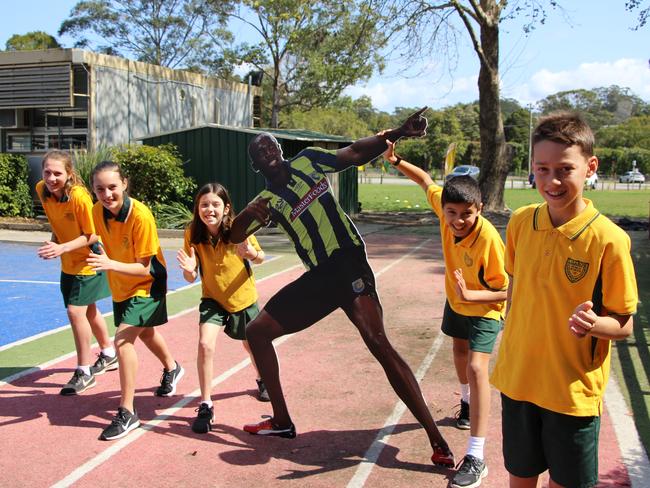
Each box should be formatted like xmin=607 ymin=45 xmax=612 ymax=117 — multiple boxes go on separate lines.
xmin=0 ymin=233 xmax=631 ymax=487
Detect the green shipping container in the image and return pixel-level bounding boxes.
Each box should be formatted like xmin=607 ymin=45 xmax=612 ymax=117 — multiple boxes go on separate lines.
xmin=140 ymin=125 xmax=358 ymax=215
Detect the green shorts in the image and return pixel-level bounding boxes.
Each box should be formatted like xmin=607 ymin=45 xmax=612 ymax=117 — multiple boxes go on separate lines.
xmin=441 ymin=301 xmax=502 ymax=353
xmin=199 ymin=299 xmax=260 ymax=341
xmin=113 ymin=295 xmax=168 ymax=327
xmin=60 ymin=272 xmax=110 ymax=308
xmin=501 ymin=394 xmax=600 ymax=487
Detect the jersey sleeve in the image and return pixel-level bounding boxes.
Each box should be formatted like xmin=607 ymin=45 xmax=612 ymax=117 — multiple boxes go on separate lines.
xmin=299 ymin=147 xmax=339 ymax=172
xmin=71 ymin=187 xmax=96 ymax=235
xmin=601 ymin=233 xmax=638 ymax=315
xmin=482 ymin=235 xmax=509 ymax=291
xmin=425 ymin=184 xmax=443 ymax=219
xmin=133 ymin=210 xmax=160 ymax=259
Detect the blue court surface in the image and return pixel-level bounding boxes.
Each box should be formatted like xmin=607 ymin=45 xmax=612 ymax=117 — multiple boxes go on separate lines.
xmin=0 ymin=242 xmax=190 ymax=347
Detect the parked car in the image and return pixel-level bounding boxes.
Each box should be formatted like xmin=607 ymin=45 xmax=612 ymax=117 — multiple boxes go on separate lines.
xmin=619 ymin=171 xmax=646 ymax=184
xmin=585 ymin=172 xmax=598 ymax=189
xmin=446 ymin=165 xmax=480 ymax=181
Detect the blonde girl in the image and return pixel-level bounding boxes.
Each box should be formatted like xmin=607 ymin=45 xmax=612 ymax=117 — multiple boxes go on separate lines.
xmin=37 ymin=150 xmax=115 ymax=396
xmin=177 ymin=182 xmax=268 ymax=434
xmin=88 ymin=161 xmax=184 ymax=441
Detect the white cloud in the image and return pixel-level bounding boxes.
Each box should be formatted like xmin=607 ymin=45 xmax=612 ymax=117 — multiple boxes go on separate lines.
xmin=348 ymin=58 xmax=650 ymax=112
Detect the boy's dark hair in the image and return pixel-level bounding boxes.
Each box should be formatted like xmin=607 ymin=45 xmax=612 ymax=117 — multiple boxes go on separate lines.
xmin=442 ymin=175 xmax=482 ymax=208
xmin=532 ymin=111 xmax=594 ymax=157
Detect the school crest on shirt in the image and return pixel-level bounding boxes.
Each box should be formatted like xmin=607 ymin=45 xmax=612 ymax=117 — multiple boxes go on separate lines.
xmin=565 ymin=258 xmax=589 ymax=283
xmin=463 ymin=252 xmax=473 ymax=267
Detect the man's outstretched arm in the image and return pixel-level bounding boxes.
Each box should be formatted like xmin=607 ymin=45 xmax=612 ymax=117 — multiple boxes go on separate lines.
xmin=335 ymin=107 xmax=429 ymax=169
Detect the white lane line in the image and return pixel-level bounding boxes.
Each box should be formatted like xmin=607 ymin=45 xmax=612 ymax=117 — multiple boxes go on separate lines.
xmin=50 ymin=240 xmax=432 ymax=487
xmin=0 ymin=279 xmax=59 ymax=284
xmin=604 ymin=375 xmax=650 ymax=487
xmin=51 ymin=334 xmax=294 ymax=488
xmin=347 ymin=330 xmax=446 ymax=488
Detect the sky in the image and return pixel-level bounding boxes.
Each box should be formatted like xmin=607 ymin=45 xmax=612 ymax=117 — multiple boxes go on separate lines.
xmin=1 ymin=0 xmax=649 ymax=113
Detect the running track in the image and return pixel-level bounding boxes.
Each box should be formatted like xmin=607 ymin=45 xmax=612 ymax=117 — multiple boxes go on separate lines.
xmin=0 ymin=231 xmax=643 ymax=487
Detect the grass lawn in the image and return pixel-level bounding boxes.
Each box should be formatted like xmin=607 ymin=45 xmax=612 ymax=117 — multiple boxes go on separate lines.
xmin=359 ymin=183 xmax=650 ymax=219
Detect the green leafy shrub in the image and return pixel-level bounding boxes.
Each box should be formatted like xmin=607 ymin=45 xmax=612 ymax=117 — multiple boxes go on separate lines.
xmin=0 ymin=153 xmax=33 ymax=217
xmin=111 ymin=144 xmax=196 ymax=215
xmin=155 ymin=202 xmax=193 ymax=229
xmin=72 ymin=145 xmax=115 ymax=189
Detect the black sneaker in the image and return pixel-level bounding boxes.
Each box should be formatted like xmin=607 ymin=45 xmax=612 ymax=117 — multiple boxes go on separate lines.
xmin=192 ymin=403 xmax=214 ymax=433
xmin=451 ymin=454 xmax=488 ymax=488
xmin=90 ymin=352 xmax=119 ymax=376
xmin=256 ymin=379 xmax=270 ymax=402
xmin=155 ymin=361 xmax=185 ymax=397
xmin=100 ymin=407 xmax=140 ymax=441
xmin=60 ymin=369 xmax=96 ymax=396
xmin=455 ymin=400 xmax=470 ymax=430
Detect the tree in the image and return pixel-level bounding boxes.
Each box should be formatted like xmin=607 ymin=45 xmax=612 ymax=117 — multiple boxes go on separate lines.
xmin=280 ymin=106 xmax=371 ymax=139
xmin=226 ymin=0 xmax=387 ymax=127
xmin=59 ymin=0 xmax=233 ymax=70
xmin=626 ymin=0 xmax=650 ymax=28
xmin=391 ymin=1 xmax=559 ymax=210
xmin=5 ymin=31 xmax=61 ymax=51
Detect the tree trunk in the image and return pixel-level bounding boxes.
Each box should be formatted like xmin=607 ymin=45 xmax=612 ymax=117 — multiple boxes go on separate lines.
xmin=477 ymin=14 xmax=508 ymax=211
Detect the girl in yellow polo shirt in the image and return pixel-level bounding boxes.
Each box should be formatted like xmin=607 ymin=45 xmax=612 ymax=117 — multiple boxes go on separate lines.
xmin=88 ymin=160 xmax=184 ymax=441
xmin=177 ymin=182 xmax=268 ymax=434
xmin=36 ymin=150 xmax=115 ymax=396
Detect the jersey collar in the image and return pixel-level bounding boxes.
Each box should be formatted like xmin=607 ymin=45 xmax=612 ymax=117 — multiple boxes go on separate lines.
xmin=103 ymin=194 xmax=132 ymax=222
xmin=532 ymin=199 xmax=601 ymax=241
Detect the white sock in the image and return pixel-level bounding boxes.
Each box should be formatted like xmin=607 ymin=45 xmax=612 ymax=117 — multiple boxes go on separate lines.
xmin=101 ymin=347 xmax=116 ymax=358
xmin=201 ymin=400 xmax=213 ymax=408
xmin=460 ymin=383 xmax=470 ymax=404
xmin=467 ymin=436 xmax=485 ymax=460
xmin=78 ymin=365 xmax=91 ymax=376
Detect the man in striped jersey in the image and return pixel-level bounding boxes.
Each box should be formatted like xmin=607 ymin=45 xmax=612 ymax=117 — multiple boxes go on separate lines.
xmin=231 ymin=108 xmax=455 ymax=467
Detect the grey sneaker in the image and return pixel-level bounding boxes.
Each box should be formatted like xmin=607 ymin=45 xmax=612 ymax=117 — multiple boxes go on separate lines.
xmin=455 ymin=400 xmax=470 ymax=430
xmin=100 ymin=407 xmax=140 ymax=441
xmin=60 ymin=369 xmax=96 ymax=396
xmin=155 ymin=361 xmax=185 ymax=397
xmin=451 ymin=454 xmax=488 ymax=487
xmin=90 ymin=352 xmax=119 ymax=375
xmin=256 ymin=379 xmax=270 ymax=402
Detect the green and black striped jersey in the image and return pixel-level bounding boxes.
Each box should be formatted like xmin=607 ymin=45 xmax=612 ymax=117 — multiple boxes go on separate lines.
xmin=247 ymin=147 xmax=364 ymax=269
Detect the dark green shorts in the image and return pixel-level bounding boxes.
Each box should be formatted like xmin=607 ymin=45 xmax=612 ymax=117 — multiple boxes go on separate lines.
xmin=113 ymin=295 xmax=168 ymax=327
xmin=441 ymin=301 xmax=502 ymax=353
xmin=199 ymin=299 xmax=260 ymax=341
xmin=60 ymin=272 xmax=111 ymax=308
xmin=501 ymin=394 xmax=600 ymax=487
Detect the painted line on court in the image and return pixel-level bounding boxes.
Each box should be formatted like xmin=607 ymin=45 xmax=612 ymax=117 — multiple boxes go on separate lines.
xmin=0 ymin=263 xmax=304 ymax=382
xmin=0 ymin=279 xmax=59 ymax=284
xmin=50 ymin=239 xmax=432 ymax=488
xmin=347 ymin=324 xmax=445 ymax=487
xmin=605 ymin=375 xmax=650 ymax=487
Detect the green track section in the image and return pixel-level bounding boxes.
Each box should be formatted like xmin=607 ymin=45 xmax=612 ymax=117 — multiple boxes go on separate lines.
xmin=0 ymin=250 xmax=301 ymax=382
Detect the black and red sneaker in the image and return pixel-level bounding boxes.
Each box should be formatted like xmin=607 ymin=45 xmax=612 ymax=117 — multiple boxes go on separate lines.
xmin=431 ymin=445 xmax=455 ymax=467
xmin=243 ymin=416 xmax=296 ymax=439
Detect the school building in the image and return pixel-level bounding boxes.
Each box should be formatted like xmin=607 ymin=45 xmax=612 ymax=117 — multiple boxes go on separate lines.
xmin=0 ymin=48 xmax=261 ymax=188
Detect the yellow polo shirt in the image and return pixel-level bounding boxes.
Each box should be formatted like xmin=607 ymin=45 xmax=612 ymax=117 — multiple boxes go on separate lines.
xmin=184 ymin=230 xmax=261 ymax=313
xmin=426 ymin=184 xmax=507 ymax=320
xmin=491 ymin=200 xmax=638 ymax=417
xmin=37 ymin=181 xmax=97 ymax=276
xmin=92 ymin=196 xmax=167 ymax=302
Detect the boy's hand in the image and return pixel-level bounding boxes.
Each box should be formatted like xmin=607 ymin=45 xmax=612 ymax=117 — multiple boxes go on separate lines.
xmin=569 ymin=301 xmax=597 ymax=338
xmin=453 ymin=268 xmax=471 ymax=301
xmin=382 ymin=140 xmax=398 ymax=164
xmin=247 ymin=197 xmax=271 ymax=226
xmin=177 ymin=247 xmax=197 ymax=273
xmin=38 ymin=241 xmax=65 ymax=259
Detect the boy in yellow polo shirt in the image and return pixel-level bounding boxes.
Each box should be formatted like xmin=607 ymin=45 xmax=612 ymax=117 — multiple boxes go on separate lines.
xmin=490 ymin=112 xmax=638 ymax=488
xmin=385 ymin=141 xmax=507 ymax=488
